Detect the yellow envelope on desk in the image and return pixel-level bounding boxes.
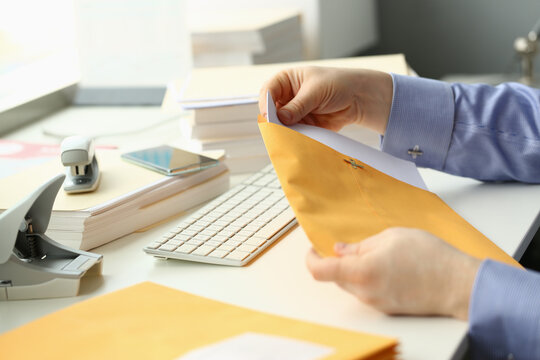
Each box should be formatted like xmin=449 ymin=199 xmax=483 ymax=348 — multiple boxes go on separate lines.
xmin=258 ymin=96 xmax=519 ymax=267
xmin=0 ymin=282 xmax=397 ymax=360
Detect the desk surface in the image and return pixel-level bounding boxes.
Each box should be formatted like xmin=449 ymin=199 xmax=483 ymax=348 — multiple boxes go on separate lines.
xmin=2 ymin=106 xmax=540 ymax=360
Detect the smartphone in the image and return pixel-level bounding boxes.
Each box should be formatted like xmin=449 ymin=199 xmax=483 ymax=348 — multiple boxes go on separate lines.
xmin=121 ymin=145 xmax=218 ymax=176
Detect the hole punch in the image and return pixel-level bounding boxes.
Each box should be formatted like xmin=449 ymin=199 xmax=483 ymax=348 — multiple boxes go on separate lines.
xmin=0 ymin=174 xmax=102 ymax=300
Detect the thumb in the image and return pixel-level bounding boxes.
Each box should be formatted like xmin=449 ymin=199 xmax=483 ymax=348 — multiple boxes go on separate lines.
xmin=278 ymin=86 xmax=318 ymax=125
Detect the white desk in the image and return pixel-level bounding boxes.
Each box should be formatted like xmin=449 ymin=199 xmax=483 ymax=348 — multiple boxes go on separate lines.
xmin=2 ymin=106 xmax=540 ymax=360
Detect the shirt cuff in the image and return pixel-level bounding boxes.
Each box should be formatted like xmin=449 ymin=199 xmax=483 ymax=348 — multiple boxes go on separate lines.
xmin=381 ymin=74 xmax=455 ymax=170
xmin=469 ymin=259 xmax=540 ymax=359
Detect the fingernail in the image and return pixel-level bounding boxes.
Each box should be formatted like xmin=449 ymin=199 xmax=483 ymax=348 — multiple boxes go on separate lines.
xmin=334 ymin=242 xmax=348 ymax=253
xmin=278 ymin=109 xmax=292 ymax=124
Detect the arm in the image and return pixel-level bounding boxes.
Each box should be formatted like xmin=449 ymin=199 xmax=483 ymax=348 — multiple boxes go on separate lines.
xmin=384 ymin=74 xmax=540 ymax=182
xmin=260 ymin=68 xmax=540 ymax=356
xmin=469 ymin=260 xmax=540 ymax=358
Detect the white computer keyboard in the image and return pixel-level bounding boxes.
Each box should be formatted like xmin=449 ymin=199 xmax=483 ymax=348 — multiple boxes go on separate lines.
xmin=143 ymin=164 xmax=297 ymax=266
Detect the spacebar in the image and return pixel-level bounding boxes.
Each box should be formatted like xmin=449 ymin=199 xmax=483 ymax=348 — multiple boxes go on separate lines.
xmin=253 ymin=208 xmax=296 ymax=239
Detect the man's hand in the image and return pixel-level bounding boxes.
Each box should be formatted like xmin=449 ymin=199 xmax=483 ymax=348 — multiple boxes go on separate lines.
xmin=258 ymin=66 xmax=393 ymax=134
xmin=306 ymin=227 xmax=482 ymax=320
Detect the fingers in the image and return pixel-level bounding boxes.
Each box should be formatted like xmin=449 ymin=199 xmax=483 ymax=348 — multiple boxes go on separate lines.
xmin=306 ymin=248 xmax=369 ymax=284
xmin=258 ymin=70 xmax=293 ymax=119
xmin=306 ymin=249 xmax=342 ymax=282
xmin=258 ymin=68 xmax=319 ymax=126
xmin=277 ymin=85 xmax=318 ymax=125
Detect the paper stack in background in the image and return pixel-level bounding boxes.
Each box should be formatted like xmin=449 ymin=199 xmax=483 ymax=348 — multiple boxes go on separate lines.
xmin=0 ymin=150 xmax=229 ymax=250
xmin=188 ymin=9 xmax=303 ymax=68
xmin=165 ymin=54 xmax=411 ymax=174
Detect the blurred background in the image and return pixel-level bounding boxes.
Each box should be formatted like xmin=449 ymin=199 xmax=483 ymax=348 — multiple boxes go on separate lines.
xmin=2 ymin=0 xmax=540 ymax=136
xmin=3 ymin=0 xmax=540 ymax=87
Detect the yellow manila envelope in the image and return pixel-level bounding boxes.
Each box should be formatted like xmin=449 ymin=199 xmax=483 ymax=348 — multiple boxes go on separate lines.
xmin=0 ymin=282 xmax=398 ymax=360
xmin=258 ymin=93 xmax=520 ymax=267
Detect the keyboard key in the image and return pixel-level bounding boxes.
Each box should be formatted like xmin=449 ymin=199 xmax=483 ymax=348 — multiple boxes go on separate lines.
xmin=159 ymin=243 xmax=178 ymax=252
xmin=236 ymin=244 xmax=258 ymax=253
xmin=161 ymin=233 xmax=176 ymax=241
xmin=212 ymin=234 xmax=230 ymax=243
xmin=223 ymin=239 xmax=242 ymax=247
xmin=146 ymin=241 xmax=163 ymax=249
xmin=206 ymin=240 xmax=223 ymax=247
xmin=244 ymin=237 xmax=267 ymax=247
xmin=181 ymin=229 xmax=198 ymax=236
xmin=200 ymin=229 xmax=218 ymax=237
xmin=193 ymin=234 xmax=211 ymax=242
xmin=175 ymin=244 xmax=198 ymax=254
xmin=208 ymin=249 xmax=229 ymax=258
xmin=237 ymin=228 xmax=256 ymax=237
xmin=230 ymin=234 xmax=249 ymax=243
xmin=206 ymin=224 xmax=224 ymax=232
xmin=186 ymin=239 xmax=205 ymax=246
xmin=192 ymin=245 xmax=216 ymax=256
xmin=173 ymin=234 xmax=191 ymax=242
xmin=225 ymin=250 xmax=250 ymax=261
xmin=166 ymin=239 xmax=183 ymax=246
xmin=217 ymin=229 xmax=236 ymax=238
xmin=218 ymin=244 xmax=236 ymax=252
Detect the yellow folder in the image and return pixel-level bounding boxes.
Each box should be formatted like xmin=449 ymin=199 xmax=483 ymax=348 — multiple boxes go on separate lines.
xmin=258 ymin=117 xmax=520 ymax=267
xmin=0 ymin=282 xmax=397 ymax=360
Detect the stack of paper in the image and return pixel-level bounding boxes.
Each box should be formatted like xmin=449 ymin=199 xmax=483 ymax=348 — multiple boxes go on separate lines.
xmin=167 ymin=54 xmax=411 ymax=173
xmin=0 ymin=150 xmax=229 ymax=250
xmin=0 ymin=282 xmax=398 ymax=359
xmin=189 ymin=9 xmax=303 ymax=68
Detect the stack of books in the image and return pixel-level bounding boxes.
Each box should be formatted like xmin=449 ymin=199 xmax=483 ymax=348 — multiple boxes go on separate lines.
xmin=0 ymin=150 xmax=229 ymax=250
xmin=177 ymin=104 xmax=266 ymax=174
xmin=166 ymin=54 xmax=411 ymax=174
xmin=188 ymin=9 xmax=303 ymax=68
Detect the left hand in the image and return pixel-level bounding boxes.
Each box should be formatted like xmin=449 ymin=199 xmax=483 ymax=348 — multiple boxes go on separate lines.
xmin=306 ymin=227 xmax=482 ymax=320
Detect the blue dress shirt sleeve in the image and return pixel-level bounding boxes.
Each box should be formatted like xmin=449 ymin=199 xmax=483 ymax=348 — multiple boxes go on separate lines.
xmin=382 ymin=74 xmax=540 ymax=183
xmin=470 ymin=260 xmax=540 ymax=359
xmin=382 ymin=74 xmax=540 ymax=359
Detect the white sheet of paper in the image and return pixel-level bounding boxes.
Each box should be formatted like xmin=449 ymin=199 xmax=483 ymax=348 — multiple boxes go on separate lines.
xmin=176 ymin=332 xmax=334 ymax=360
xmin=266 ymin=92 xmax=427 ymax=190
xmin=179 ymin=97 xmax=258 ymax=109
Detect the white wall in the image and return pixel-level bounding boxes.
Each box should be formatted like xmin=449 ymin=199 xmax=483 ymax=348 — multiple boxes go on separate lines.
xmin=75 ymin=0 xmax=191 ymax=86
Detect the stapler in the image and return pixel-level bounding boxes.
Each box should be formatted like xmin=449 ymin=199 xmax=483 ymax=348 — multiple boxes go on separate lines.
xmin=0 ymin=174 xmax=103 ymax=300
xmin=61 ymin=135 xmax=101 ymax=193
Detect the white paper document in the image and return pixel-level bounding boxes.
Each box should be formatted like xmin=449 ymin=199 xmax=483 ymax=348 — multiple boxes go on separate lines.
xmin=178 ymin=97 xmax=258 ymax=110
xmin=177 ymin=332 xmax=334 ymax=360
xmin=266 ymin=92 xmax=427 ymax=190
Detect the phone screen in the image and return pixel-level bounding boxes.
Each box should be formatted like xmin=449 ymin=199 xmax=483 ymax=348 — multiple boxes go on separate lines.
xmin=121 ymin=145 xmax=218 ymax=176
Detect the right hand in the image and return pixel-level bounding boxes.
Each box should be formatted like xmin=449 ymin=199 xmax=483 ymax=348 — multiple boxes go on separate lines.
xmin=306 ymin=227 xmax=481 ymax=320
xmin=258 ymin=66 xmax=393 ymax=134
